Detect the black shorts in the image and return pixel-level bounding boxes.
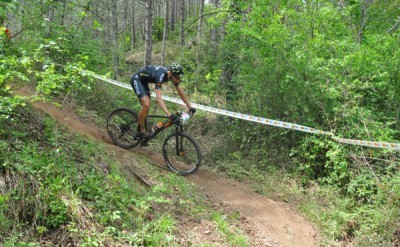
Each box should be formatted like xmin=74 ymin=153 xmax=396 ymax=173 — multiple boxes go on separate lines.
xmin=130 ymin=75 xmax=150 ymax=99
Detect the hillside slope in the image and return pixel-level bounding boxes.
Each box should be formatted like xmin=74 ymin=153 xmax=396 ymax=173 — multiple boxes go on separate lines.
xmin=16 ymin=86 xmax=320 ymax=247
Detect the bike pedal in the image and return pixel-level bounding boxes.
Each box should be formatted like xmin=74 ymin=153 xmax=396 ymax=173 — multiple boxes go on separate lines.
xmin=141 ymin=141 xmax=149 ymax=147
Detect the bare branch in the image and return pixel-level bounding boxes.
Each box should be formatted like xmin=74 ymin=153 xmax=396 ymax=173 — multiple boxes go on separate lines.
xmin=184 ymin=9 xmax=240 ymax=33
xmin=10 ymin=5 xmax=54 ymax=38
xmin=65 ymin=0 xmax=105 ymax=23
xmin=75 ymin=0 xmax=94 ymax=32
xmin=387 ymin=19 xmax=400 ymax=33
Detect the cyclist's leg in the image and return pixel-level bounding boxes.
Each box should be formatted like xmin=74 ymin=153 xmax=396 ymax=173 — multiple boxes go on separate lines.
xmin=138 ymin=96 xmax=150 ymax=132
xmin=130 ymin=76 xmax=151 ymax=134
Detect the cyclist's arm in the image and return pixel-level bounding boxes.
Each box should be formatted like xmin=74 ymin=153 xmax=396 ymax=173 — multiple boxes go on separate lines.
xmin=154 ymin=88 xmax=171 ymax=116
xmin=176 ymin=85 xmax=192 ymax=110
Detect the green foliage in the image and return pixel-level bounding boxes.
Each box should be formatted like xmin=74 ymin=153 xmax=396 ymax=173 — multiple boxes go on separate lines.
xmin=315 ymin=179 xmax=400 ymax=246
xmin=0 ymin=34 xmax=96 ymax=120
xmin=0 ymin=109 xmax=131 ymax=243
xmin=212 ymin=212 xmax=249 ymax=246
xmin=0 ymin=53 xmax=28 ymax=120
xmin=0 ymin=193 xmax=11 ymax=233
xmin=0 ymin=92 xmax=25 ymax=120
xmin=0 ymin=0 xmax=17 ymax=21
xmin=35 ymin=62 xmax=93 ymax=97
xmin=0 ymin=26 xmax=10 ymax=51
xmin=186 ymin=1 xmax=400 ymax=245
xmin=203 ymin=69 xmax=223 ymax=96
xmin=0 ymin=105 xmax=248 ymax=246
xmin=292 ymin=136 xmax=351 ymax=187
xmin=153 ymin=17 xmax=165 ymax=42
xmin=208 ymin=0 xmax=400 ymax=151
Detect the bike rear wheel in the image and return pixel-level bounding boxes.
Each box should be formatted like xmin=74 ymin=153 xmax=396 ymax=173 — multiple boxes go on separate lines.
xmin=162 ymin=132 xmax=202 ymax=176
xmin=106 ymin=108 xmax=140 ymax=148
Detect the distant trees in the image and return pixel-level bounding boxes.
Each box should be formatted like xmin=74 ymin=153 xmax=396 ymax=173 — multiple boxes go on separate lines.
xmin=4 ymin=0 xmax=208 ymax=75
xmin=161 ymin=0 xmax=169 ymax=65
xmin=197 ymin=0 xmax=204 ymax=41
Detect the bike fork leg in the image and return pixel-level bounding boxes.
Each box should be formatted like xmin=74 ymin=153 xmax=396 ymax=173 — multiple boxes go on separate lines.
xmin=175 ymin=128 xmax=183 ymax=156
xmin=175 ymin=135 xmax=180 ymax=156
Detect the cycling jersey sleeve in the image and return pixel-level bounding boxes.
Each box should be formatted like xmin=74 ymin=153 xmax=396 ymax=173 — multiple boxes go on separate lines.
xmin=155 ymin=69 xmax=167 ymax=90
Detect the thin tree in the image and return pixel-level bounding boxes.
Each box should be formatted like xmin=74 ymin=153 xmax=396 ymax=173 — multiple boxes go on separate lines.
xmin=131 ymin=0 xmax=136 ymax=50
xmin=210 ymin=0 xmax=219 ymax=45
xmin=161 ymin=0 xmax=169 ymax=65
xmin=358 ymin=0 xmax=373 ymax=45
xmin=170 ymin=0 xmax=176 ymax=31
xmin=46 ymin=4 xmax=55 ymax=37
xmin=111 ymin=0 xmax=119 ymax=79
xmin=144 ymin=0 xmax=154 ymax=65
xmin=197 ymin=0 xmax=204 ymax=41
xmin=61 ymin=0 xmax=67 ymax=26
xmin=123 ymin=0 xmax=128 ymax=33
xmin=179 ymin=0 xmax=185 ymax=46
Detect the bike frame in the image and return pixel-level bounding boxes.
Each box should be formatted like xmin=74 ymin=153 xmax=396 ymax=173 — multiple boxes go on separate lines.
xmin=107 ymin=108 xmax=201 ymax=175
xmin=144 ymin=114 xmax=184 ymax=142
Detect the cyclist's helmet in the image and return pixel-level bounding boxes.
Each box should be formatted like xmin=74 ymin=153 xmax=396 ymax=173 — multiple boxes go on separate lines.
xmin=169 ymin=62 xmax=184 ymax=77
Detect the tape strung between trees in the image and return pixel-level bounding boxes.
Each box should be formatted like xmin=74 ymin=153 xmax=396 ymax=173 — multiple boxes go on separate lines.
xmin=90 ymin=73 xmax=400 ymax=151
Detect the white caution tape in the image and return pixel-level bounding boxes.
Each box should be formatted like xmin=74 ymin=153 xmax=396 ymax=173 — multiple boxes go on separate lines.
xmin=91 ymin=74 xmax=132 ymax=90
xmin=332 ymin=137 xmax=400 ymax=150
xmin=158 ymin=94 xmax=332 ymax=135
xmin=90 ymin=73 xmax=400 ymax=151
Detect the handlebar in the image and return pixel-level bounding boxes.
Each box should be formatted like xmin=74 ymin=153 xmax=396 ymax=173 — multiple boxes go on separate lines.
xmin=169 ymin=111 xmax=192 ymax=125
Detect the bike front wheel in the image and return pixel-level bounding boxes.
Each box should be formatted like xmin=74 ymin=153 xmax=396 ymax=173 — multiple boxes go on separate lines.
xmin=106 ymin=108 xmax=140 ymax=148
xmin=162 ymin=132 xmax=202 ymax=176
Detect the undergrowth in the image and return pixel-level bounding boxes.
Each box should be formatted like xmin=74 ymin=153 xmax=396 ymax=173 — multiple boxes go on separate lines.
xmin=202 ymin=128 xmax=400 ymax=246
xmin=0 ymin=105 xmax=249 ymax=246
xmin=62 ymin=75 xmax=400 ymax=246
xmin=71 ymin=77 xmax=400 ymax=246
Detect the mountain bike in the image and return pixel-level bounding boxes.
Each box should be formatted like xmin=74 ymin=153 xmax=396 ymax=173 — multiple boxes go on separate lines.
xmin=106 ymin=108 xmax=202 ymax=176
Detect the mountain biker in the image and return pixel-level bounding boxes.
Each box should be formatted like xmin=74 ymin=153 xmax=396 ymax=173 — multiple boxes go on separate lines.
xmin=130 ymin=62 xmax=196 ymax=139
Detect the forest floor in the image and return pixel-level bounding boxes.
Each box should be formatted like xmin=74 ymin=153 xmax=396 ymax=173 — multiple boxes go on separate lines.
xmin=16 ymin=86 xmax=320 ymax=247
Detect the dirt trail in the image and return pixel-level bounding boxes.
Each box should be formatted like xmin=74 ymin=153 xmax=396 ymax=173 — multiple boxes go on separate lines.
xmin=16 ymin=86 xmax=320 ymax=247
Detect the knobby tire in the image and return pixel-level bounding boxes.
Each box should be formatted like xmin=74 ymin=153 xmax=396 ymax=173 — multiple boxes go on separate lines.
xmin=162 ymin=132 xmax=202 ymax=176
xmin=106 ymin=108 xmax=140 ymax=148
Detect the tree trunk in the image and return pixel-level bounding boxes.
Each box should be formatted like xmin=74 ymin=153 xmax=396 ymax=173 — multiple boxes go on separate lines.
xmin=123 ymin=0 xmax=128 ymax=33
xmin=157 ymin=1 xmax=161 ymax=18
xmin=46 ymin=5 xmax=55 ymax=37
xmin=162 ymin=0 xmax=169 ymax=65
xmin=180 ymin=0 xmax=185 ymax=46
xmin=144 ymin=0 xmax=154 ymax=66
xmin=197 ymin=0 xmax=204 ymax=41
xmin=170 ymin=0 xmax=176 ymax=31
xmin=358 ymin=0 xmax=373 ymax=45
xmin=210 ymin=0 xmax=219 ymax=45
xmin=131 ymin=0 xmax=136 ymax=50
xmin=61 ymin=0 xmax=67 ymax=26
xmin=111 ymin=0 xmax=119 ymax=79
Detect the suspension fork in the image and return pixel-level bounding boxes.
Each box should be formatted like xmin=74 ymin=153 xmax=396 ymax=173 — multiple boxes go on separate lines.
xmin=175 ymin=125 xmax=184 ymax=156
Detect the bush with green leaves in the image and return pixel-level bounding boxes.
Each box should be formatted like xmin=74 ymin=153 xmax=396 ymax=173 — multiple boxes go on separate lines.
xmin=0 ymin=53 xmax=28 ymax=120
